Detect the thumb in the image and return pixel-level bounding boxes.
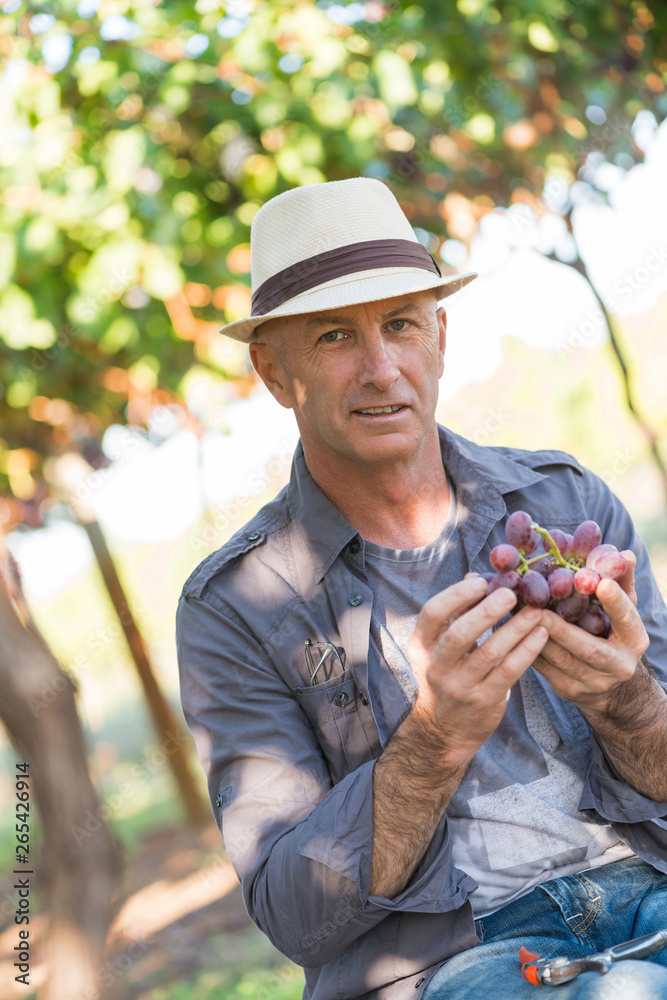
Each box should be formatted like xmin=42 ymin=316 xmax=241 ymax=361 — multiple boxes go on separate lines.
xmin=615 ymin=549 xmax=637 ymax=606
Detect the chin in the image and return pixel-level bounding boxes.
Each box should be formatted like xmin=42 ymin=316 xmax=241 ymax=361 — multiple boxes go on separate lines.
xmin=352 ymin=434 xmax=417 ymax=462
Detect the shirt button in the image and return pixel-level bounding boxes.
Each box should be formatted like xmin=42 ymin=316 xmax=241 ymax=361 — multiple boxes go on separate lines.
xmin=247 ymin=531 xmax=261 ymax=542
xmin=359 ymin=691 xmax=369 ymax=706
xmin=334 ymin=692 xmax=349 ymax=708
xmin=348 ymin=539 xmax=360 ymax=554
xmin=349 ymin=593 xmax=363 ymax=607
xmin=415 ymin=977 xmax=426 ymax=988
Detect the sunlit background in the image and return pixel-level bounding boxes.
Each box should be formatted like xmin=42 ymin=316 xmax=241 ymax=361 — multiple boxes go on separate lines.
xmin=1 ymin=0 xmax=666 ymax=997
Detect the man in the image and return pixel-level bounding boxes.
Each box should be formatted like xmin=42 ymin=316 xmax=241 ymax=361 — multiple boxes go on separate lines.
xmin=176 ymin=178 xmax=667 ymax=999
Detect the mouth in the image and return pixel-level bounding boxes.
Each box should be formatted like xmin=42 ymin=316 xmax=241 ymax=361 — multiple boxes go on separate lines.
xmin=353 ymin=404 xmax=408 ymax=416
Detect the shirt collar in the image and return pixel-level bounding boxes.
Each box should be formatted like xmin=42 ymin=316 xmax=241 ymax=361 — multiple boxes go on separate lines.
xmin=286 ymin=423 xmax=549 ymax=586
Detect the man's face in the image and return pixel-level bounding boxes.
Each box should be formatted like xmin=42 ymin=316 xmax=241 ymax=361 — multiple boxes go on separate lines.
xmin=249 ymin=289 xmax=447 ymax=469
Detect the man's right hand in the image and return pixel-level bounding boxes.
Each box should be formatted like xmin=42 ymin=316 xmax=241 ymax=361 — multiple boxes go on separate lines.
xmin=407 ymin=575 xmax=549 ymax=769
xmin=370 ymin=576 xmax=548 ymax=900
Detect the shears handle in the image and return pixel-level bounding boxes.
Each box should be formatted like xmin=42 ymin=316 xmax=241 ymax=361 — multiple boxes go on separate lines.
xmin=519 ymin=929 xmax=667 ymax=986
xmin=519 ymin=948 xmax=542 ymax=986
xmin=607 ymin=929 xmax=667 ymax=962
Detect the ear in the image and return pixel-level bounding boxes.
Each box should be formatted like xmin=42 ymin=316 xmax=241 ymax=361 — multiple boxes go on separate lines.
xmin=436 ymin=306 xmax=447 ymax=378
xmin=248 ymin=341 xmax=296 ymax=410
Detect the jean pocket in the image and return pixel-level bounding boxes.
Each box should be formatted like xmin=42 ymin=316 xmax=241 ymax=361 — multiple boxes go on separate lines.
xmin=536 ymin=875 xmax=601 ymax=949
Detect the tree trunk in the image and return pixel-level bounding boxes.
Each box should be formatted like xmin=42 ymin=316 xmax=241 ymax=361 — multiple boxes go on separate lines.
xmin=82 ymin=519 xmax=209 ymax=827
xmin=0 ymin=544 xmax=122 ymax=1000
xmin=44 ymin=451 xmax=209 ymax=828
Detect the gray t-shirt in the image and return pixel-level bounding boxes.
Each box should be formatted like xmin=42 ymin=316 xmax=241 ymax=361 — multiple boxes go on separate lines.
xmin=362 ymin=476 xmax=634 ymax=918
xmin=363 ymin=472 xmax=464 ymax=710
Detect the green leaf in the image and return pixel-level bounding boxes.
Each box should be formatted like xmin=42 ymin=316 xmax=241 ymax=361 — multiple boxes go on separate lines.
xmin=373 ymin=51 xmax=418 ymax=108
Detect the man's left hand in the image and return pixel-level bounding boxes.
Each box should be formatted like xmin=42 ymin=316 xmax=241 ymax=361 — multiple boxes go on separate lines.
xmin=533 ymin=550 xmax=650 ymax=715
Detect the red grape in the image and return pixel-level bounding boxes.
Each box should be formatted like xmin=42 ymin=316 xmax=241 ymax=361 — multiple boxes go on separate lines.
xmin=487 ymin=571 xmax=521 ymax=594
xmin=505 ymin=510 xmax=533 ymax=549
xmin=573 ymin=567 xmax=601 ymax=595
xmin=555 ymin=591 xmax=590 ymax=622
xmin=577 ymin=606 xmax=610 ymax=637
xmin=519 ymin=571 xmax=550 ymax=608
xmin=586 ymin=545 xmax=628 ymax=581
xmin=522 ymin=528 xmax=541 ymax=556
xmin=562 ymin=533 xmax=576 ymax=560
xmin=490 ymin=544 xmax=521 ymax=572
xmin=486 ymin=513 xmax=621 ymax=639
xmin=571 ymin=520 xmax=602 ymax=559
xmin=532 ymin=557 xmax=558 ymax=579
xmin=548 ymin=567 xmax=574 ymax=600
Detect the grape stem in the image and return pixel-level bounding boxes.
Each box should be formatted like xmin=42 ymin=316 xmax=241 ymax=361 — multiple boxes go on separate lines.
xmin=515 ymin=524 xmax=583 ymax=575
xmin=523 ymin=552 xmax=554 ymax=569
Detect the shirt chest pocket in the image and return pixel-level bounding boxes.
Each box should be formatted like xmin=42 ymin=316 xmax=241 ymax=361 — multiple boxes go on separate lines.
xmin=294 ymin=672 xmax=375 ymax=785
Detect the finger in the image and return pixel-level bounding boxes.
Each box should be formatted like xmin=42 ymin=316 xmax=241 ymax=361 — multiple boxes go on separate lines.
xmin=614 ymin=549 xmax=637 ymax=605
xmin=532 ymin=652 xmax=575 ymax=696
xmin=429 ymin=588 xmax=519 ymax=659
xmin=594 ymin=577 xmax=647 ymax=650
xmin=450 ymin=573 xmax=489 ymax=620
xmin=482 ymin=625 xmax=549 ymax=698
xmin=539 ymin=588 xmax=646 ymax=664
xmin=415 ymin=576 xmax=494 ymax=646
xmin=462 ymin=606 xmax=544 ymax=681
xmin=532 ymin=648 xmax=614 ymax=703
xmin=535 ymin=616 xmax=642 ymax=700
xmin=532 ymin=639 xmax=609 ymax=683
xmin=533 ymin=637 xmax=591 ymax=678
xmin=538 ymin=608 xmax=607 ymax=663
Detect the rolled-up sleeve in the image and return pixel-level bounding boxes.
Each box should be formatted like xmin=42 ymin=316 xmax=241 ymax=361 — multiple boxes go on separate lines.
xmin=577 ymin=467 xmax=667 ymax=822
xmin=176 ymin=592 xmax=473 ymax=968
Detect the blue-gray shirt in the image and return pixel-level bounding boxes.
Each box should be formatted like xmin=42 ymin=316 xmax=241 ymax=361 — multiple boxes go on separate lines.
xmin=176 ymin=424 xmax=667 ymax=1000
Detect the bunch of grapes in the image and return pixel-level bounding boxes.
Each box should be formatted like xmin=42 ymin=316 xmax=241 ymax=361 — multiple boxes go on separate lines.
xmin=484 ymin=512 xmax=629 ymax=637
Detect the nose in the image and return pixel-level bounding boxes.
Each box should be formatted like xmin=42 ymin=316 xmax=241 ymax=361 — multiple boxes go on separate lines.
xmin=358 ymin=329 xmax=400 ymax=392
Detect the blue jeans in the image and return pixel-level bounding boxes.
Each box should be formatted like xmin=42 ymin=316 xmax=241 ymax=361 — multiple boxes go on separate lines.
xmin=422 ymin=858 xmax=667 ymax=999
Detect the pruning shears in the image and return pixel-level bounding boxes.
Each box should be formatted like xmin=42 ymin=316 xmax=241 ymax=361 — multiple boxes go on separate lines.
xmin=519 ymin=929 xmax=667 ymax=986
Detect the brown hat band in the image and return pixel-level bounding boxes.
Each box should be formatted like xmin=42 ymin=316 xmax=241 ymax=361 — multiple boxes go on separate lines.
xmin=250 ymin=238 xmax=441 ymax=317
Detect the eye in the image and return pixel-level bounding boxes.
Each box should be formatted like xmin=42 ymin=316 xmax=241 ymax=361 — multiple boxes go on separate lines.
xmin=320 ymin=330 xmax=345 ymax=343
xmin=388 ymin=319 xmax=409 ymax=331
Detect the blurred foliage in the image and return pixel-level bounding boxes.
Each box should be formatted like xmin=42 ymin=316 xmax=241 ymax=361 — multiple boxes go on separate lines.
xmin=0 ymin=0 xmax=666 ymax=525
xmin=153 ymin=960 xmax=304 ymax=1000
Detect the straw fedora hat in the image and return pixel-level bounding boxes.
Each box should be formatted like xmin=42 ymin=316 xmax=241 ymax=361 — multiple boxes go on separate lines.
xmin=218 ymin=177 xmax=478 ymax=343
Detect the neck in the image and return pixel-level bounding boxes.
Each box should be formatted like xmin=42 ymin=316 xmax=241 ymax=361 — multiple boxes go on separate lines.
xmin=301 ymin=423 xmax=451 ymax=549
